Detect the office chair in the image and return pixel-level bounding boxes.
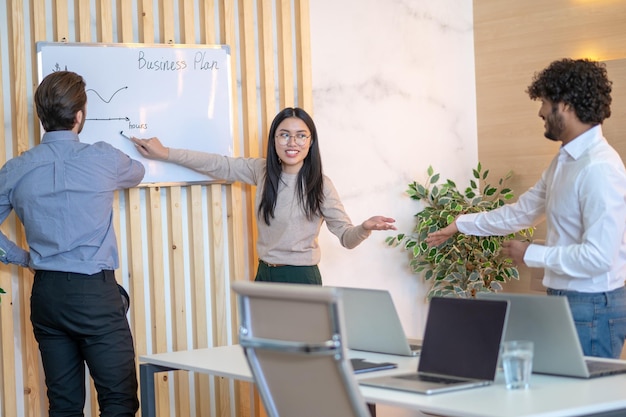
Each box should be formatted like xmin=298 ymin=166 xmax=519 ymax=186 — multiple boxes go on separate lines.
xmin=232 ymin=281 xmax=371 ymax=417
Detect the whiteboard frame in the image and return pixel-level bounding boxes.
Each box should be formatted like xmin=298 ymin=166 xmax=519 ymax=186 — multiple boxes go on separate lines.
xmin=36 ymin=41 xmax=236 ymax=187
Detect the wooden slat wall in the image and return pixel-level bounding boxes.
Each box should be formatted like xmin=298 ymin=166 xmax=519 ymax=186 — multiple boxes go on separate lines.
xmin=0 ymin=1 xmax=312 ymax=416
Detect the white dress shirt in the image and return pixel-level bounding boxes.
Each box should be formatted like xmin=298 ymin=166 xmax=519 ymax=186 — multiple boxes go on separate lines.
xmin=457 ymin=125 xmax=626 ymax=292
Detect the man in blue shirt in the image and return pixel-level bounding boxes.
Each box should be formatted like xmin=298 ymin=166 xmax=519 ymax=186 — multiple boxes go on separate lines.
xmin=0 ymin=71 xmax=145 ymax=416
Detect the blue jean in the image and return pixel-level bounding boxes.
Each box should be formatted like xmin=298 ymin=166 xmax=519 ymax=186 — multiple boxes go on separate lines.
xmin=547 ymin=286 xmax=626 ymax=358
xmin=31 ymin=270 xmax=139 ymax=417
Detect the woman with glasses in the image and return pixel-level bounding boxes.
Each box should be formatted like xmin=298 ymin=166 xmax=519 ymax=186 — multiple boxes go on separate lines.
xmin=132 ymin=107 xmax=396 ymax=285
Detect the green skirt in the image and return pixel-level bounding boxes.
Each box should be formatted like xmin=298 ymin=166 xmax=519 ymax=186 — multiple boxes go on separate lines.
xmin=255 ymin=260 xmax=322 ymax=285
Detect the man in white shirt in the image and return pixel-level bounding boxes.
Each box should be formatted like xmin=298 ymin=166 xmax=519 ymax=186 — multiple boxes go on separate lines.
xmin=426 ymin=58 xmax=626 ymax=359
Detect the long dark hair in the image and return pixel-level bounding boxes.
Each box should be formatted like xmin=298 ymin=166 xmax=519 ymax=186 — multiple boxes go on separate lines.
xmin=258 ymin=107 xmax=324 ymax=225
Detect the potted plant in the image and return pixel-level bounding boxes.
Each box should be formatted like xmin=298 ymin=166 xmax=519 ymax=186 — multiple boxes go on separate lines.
xmin=387 ymin=163 xmax=533 ymax=299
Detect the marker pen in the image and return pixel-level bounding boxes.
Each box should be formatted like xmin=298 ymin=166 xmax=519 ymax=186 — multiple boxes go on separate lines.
xmin=120 ymin=131 xmax=147 ymax=150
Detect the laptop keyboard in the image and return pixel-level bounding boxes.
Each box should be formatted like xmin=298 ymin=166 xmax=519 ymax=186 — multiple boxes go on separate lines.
xmin=395 ymin=373 xmax=462 ymax=385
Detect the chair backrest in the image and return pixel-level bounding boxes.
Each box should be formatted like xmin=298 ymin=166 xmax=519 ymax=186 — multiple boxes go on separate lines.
xmin=231 ymin=281 xmax=371 ymax=417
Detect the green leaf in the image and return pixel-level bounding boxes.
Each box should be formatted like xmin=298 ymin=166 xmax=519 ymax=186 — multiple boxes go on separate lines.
xmin=450 ymin=272 xmax=464 ymax=282
xmin=490 ymin=281 xmax=503 ymax=291
xmin=454 ymin=287 xmax=466 ymax=295
xmin=387 ymin=163 xmax=533 ymax=301
xmin=508 ymin=267 xmax=520 ymax=279
xmin=427 ymin=165 xmax=434 ymax=176
xmin=416 ymin=184 xmax=428 ymax=197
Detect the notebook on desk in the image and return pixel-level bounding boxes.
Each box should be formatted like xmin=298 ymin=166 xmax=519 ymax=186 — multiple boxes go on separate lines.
xmin=350 ymin=358 xmax=398 ymax=374
xmin=338 ymin=287 xmax=421 ymax=356
xmin=359 ymin=297 xmax=509 ymax=395
xmin=477 ymin=292 xmax=626 ymax=378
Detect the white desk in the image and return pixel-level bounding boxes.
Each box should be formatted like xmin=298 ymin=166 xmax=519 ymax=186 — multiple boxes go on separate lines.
xmin=139 ymin=344 xmax=626 ymax=417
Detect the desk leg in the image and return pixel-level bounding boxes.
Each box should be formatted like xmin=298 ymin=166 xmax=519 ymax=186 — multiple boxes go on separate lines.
xmin=139 ymin=363 xmax=177 ymax=417
xmin=368 ymin=403 xmax=376 ymax=417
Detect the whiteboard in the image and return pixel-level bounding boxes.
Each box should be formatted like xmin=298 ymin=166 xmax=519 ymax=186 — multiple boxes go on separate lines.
xmin=36 ymin=42 xmax=234 ymax=185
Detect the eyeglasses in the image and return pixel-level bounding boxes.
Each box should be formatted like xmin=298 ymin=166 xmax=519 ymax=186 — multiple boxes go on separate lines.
xmin=275 ymin=132 xmax=311 ymax=146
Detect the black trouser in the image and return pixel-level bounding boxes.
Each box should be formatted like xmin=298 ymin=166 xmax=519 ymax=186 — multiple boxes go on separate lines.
xmin=255 ymin=260 xmax=322 ymax=285
xmin=31 ymin=270 xmax=139 ymax=417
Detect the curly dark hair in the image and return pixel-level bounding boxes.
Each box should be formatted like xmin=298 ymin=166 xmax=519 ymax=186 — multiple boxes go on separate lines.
xmin=526 ymin=58 xmax=612 ymax=124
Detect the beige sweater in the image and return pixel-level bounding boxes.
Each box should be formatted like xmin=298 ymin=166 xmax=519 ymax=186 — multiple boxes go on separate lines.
xmin=168 ymin=149 xmax=371 ymax=265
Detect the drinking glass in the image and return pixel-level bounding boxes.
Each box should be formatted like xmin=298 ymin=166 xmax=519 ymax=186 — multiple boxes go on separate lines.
xmin=502 ymin=340 xmax=533 ymax=389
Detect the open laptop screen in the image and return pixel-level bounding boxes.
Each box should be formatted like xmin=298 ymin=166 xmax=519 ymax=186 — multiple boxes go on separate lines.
xmin=418 ymin=297 xmax=509 ymax=380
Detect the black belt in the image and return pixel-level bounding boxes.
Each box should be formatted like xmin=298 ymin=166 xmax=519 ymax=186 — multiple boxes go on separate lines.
xmin=259 ymin=259 xmax=287 ymax=267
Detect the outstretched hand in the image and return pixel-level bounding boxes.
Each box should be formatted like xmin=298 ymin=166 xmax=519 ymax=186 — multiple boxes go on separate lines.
xmin=425 ymin=221 xmax=459 ymax=247
xmin=130 ymin=136 xmax=170 ymax=160
xmin=501 ymin=240 xmax=530 ymax=266
xmin=362 ymin=216 xmax=397 ymax=231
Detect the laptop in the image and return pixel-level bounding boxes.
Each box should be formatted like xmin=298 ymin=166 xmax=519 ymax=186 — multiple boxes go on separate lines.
xmin=360 ymin=296 xmax=509 ymax=395
xmin=338 ymin=287 xmax=422 ymax=356
xmin=477 ymin=292 xmax=626 ymax=378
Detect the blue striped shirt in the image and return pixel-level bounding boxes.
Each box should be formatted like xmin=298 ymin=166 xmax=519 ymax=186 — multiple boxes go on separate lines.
xmin=0 ymin=130 xmax=144 ymax=274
